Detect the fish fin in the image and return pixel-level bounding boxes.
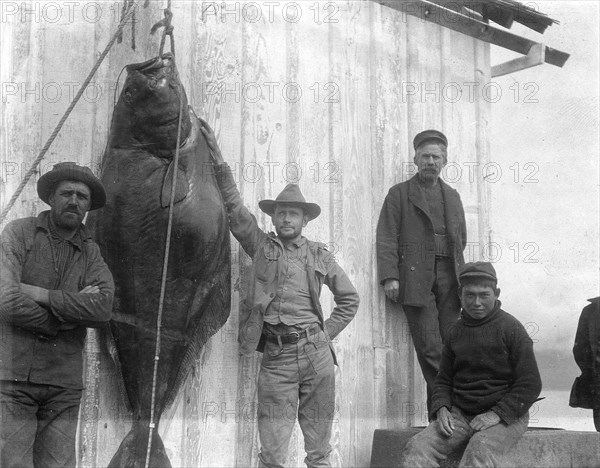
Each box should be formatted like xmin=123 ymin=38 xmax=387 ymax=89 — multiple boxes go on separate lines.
xmin=164 ymin=256 xmax=231 ymax=410
xmin=108 ymin=426 xmax=172 ymax=468
xmin=161 ymin=161 xmax=189 ymax=208
xmin=102 ymin=325 xmax=133 ymax=413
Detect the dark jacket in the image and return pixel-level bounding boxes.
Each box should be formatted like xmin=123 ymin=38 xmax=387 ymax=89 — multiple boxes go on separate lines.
xmin=570 ymin=297 xmax=600 ymax=409
xmin=214 ymin=164 xmax=359 ymax=360
xmin=376 ymin=175 xmax=467 ymax=307
xmin=0 ymin=211 xmax=114 ymax=389
xmin=431 ymin=303 xmax=542 ymax=424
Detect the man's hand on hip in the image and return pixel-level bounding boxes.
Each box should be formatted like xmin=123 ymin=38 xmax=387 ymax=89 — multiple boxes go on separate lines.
xmin=383 ymin=279 xmax=400 ymax=302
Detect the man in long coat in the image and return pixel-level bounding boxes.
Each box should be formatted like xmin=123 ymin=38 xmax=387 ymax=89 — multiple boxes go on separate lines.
xmin=570 ymin=296 xmax=600 ymax=431
xmin=376 ymin=130 xmax=467 ymax=417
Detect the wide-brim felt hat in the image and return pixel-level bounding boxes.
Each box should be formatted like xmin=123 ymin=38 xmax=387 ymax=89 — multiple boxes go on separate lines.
xmin=37 ymin=162 xmax=106 ymax=210
xmin=413 ymin=129 xmax=448 ymax=150
xmin=258 ymin=184 xmax=321 ymax=220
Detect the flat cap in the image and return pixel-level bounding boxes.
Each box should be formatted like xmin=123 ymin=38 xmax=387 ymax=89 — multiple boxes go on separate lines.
xmin=413 ymin=129 xmax=448 ymax=150
xmin=459 ymin=261 xmax=497 ymax=283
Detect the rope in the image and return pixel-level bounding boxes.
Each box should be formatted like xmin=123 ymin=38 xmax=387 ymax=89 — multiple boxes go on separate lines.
xmin=150 ymin=0 xmax=174 ymax=57
xmin=145 ymin=4 xmax=179 ymax=465
xmin=0 ymin=2 xmax=138 ymax=225
xmin=143 ymin=62 xmax=184 ymax=468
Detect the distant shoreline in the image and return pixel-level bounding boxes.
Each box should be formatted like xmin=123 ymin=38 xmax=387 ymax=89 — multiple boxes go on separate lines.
xmin=536 ymin=348 xmax=579 ymax=391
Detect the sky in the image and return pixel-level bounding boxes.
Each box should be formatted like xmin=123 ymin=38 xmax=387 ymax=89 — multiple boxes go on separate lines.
xmin=490 ymin=1 xmax=599 ymax=351
xmin=489 ymin=1 xmax=599 ymax=429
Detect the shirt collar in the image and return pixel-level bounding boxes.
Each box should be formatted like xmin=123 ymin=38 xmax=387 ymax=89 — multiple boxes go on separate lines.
xmin=269 ymin=232 xmax=307 ymax=249
xmin=290 ymin=236 xmax=307 ymax=249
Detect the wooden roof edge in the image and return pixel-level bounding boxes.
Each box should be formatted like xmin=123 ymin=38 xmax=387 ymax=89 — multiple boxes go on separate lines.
xmin=432 ymin=0 xmax=559 ymax=33
xmin=374 ymin=0 xmax=570 ymax=69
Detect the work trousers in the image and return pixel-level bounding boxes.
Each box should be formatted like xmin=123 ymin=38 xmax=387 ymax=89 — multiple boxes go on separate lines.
xmin=403 ymin=257 xmax=461 ymax=418
xmin=257 ymin=327 xmax=335 ymax=468
xmin=400 ymin=406 xmax=529 ymax=468
xmin=0 ymin=380 xmax=82 ymax=468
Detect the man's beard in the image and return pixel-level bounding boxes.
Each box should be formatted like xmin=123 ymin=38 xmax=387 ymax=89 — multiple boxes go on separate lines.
xmin=419 ymin=168 xmax=440 ymax=182
xmin=276 ymin=225 xmax=301 ymax=239
xmin=53 ymin=209 xmax=84 ymax=231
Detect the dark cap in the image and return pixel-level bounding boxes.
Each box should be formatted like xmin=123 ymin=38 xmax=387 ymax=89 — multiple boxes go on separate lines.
xmin=258 ymin=184 xmax=321 ymax=220
xmin=459 ymin=261 xmax=497 ymax=283
xmin=37 ymin=162 xmax=106 ymax=210
xmin=413 ymin=129 xmax=448 ymax=150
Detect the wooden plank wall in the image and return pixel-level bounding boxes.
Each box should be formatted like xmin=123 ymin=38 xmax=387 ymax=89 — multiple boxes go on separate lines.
xmin=0 ymin=1 xmax=490 ymax=466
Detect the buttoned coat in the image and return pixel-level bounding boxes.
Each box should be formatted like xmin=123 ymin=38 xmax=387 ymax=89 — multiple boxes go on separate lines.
xmin=376 ymin=175 xmax=467 ymax=307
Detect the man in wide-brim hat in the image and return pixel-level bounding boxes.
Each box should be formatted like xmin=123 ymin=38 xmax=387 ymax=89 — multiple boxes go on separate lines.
xmin=201 ymin=119 xmax=359 ymax=468
xmin=0 ymin=162 xmax=114 ymax=468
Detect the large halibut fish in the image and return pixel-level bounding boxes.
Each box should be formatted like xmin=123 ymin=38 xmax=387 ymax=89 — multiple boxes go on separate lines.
xmin=90 ymin=53 xmax=231 ymax=467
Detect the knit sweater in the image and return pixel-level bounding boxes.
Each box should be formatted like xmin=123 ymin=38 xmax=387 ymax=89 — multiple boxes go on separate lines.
xmin=431 ymin=302 xmax=542 ymax=424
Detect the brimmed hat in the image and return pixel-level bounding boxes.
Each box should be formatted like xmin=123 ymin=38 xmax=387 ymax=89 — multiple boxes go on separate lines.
xmin=37 ymin=162 xmax=106 ymax=210
xmin=413 ymin=129 xmax=448 ymax=150
xmin=459 ymin=261 xmax=497 ymax=284
xmin=258 ymin=184 xmax=321 ymax=220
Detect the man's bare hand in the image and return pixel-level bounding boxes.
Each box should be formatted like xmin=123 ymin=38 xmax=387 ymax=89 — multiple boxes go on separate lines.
xmin=20 ymin=283 xmax=50 ymax=307
xmin=436 ymin=407 xmax=455 ymax=437
xmin=199 ymin=117 xmax=224 ymax=165
xmin=79 ymin=285 xmax=100 ymax=294
xmin=469 ymin=411 xmax=500 ymax=431
xmin=384 ymin=279 xmax=400 ymax=302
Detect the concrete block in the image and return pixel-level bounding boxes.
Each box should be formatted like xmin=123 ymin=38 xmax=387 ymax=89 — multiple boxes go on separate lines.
xmin=370 ymin=427 xmax=600 ymax=467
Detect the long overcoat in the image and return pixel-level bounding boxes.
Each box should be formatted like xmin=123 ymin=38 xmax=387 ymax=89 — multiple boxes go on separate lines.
xmin=376 ymin=175 xmax=467 ymax=307
xmin=570 ymin=297 xmax=600 ymax=410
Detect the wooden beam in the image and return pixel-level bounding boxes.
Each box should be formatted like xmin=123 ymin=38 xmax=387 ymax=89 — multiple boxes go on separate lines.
xmin=374 ymin=0 xmax=569 ymax=68
xmin=492 ymin=42 xmax=545 ymax=77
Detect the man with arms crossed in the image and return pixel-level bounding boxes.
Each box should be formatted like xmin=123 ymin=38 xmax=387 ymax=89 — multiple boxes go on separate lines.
xmin=0 ymin=162 xmax=114 ymax=468
xmin=201 ymin=120 xmax=359 ymax=468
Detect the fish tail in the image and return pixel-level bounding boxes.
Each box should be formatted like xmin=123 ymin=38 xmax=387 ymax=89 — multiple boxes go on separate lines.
xmin=108 ymin=426 xmax=171 ymax=468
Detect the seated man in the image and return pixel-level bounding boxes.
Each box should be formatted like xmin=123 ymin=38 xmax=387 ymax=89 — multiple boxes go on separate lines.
xmin=400 ymin=262 xmax=541 ymax=467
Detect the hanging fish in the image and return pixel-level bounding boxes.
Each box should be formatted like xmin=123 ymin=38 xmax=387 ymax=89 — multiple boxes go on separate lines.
xmin=89 ymin=53 xmax=231 ymax=468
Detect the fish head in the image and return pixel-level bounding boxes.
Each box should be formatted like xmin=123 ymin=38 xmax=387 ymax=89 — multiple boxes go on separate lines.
xmin=111 ymin=53 xmax=192 ymax=154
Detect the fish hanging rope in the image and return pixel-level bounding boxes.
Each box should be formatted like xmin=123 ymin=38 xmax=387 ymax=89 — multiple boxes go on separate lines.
xmin=150 ymin=3 xmax=175 ymax=57
xmin=145 ymin=3 xmax=178 ymax=467
xmin=144 ymin=78 xmax=183 ymax=468
xmin=0 ymin=2 xmax=138 ymax=225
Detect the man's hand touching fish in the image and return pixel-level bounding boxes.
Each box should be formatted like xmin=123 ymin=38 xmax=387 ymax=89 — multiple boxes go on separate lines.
xmin=200 ymin=118 xmax=224 ymax=165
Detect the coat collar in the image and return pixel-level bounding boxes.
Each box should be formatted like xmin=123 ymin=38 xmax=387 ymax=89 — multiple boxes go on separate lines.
xmin=407 ymin=175 xmax=460 ymax=239
xmin=408 ymin=174 xmax=451 ymax=218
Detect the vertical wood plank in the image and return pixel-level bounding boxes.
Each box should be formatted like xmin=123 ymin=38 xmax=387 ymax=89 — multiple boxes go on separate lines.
xmin=474 ymin=39 xmax=492 ymax=260
xmin=369 ymin=1 xmax=417 ymax=431
xmin=329 ymin=2 xmax=375 ymax=466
